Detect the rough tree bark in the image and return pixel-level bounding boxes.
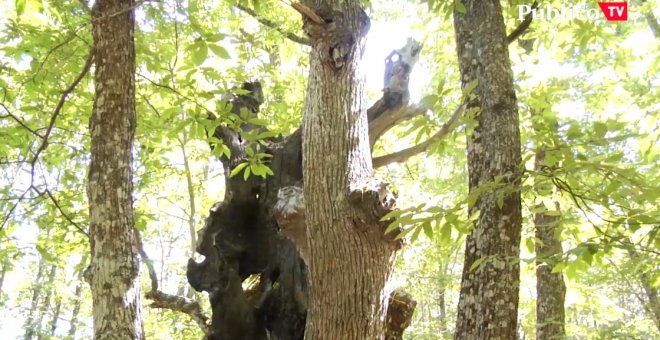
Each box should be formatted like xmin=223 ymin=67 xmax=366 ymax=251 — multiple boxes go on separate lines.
xmin=299 ymin=0 xmax=399 ymax=337
xmin=185 ymin=11 xmax=426 ymax=339
xmin=86 ymin=0 xmax=143 ymax=338
xmin=453 ymin=1 xmax=523 ymax=339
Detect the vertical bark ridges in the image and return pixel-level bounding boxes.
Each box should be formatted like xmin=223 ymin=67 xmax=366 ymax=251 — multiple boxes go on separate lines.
xmin=453 ymin=1 xmax=523 ymax=339
xmin=87 ymin=0 xmax=143 ymax=338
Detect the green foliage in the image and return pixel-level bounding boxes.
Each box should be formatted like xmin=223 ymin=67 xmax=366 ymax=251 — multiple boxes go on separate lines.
xmin=1 ymin=0 xmax=658 ymax=338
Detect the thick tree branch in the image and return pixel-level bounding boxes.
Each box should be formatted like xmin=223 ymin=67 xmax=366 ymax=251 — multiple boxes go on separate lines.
xmin=372 ymin=104 xmax=464 ymax=168
xmin=506 ymin=1 xmax=538 ymax=45
xmin=236 ymin=5 xmax=310 ymax=45
xmin=368 ymin=104 xmax=426 ymax=147
xmin=135 ymin=229 xmax=211 ymax=335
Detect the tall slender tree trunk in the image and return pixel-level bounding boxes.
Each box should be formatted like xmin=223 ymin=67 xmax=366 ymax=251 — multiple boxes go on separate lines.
xmin=87 ymin=0 xmax=143 ymax=338
xmin=48 ymin=297 xmax=61 ymax=338
xmin=0 ymin=257 xmax=8 ymax=296
xmin=24 ymin=256 xmax=46 ymax=340
xmin=534 ymin=133 xmax=566 ymax=340
xmin=68 ymin=267 xmax=85 ymax=339
xmin=453 ymin=1 xmax=523 ymax=339
xmin=534 ymin=146 xmax=566 ymax=339
xmin=34 ymin=264 xmax=58 ymax=339
xmin=298 ymin=0 xmax=398 ymax=338
xmin=624 ymin=240 xmax=660 ymax=331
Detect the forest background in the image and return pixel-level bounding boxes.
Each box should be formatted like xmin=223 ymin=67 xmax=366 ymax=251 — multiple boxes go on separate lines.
xmin=0 ymin=0 xmax=658 ymax=339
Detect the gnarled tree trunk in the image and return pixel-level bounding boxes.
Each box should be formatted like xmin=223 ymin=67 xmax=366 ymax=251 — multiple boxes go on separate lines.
xmin=87 ymin=0 xmax=143 ymax=338
xmin=453 ymin=1 xmax=523 ymax=339
xmin=186 ymin=18 xmax=423 ymax=340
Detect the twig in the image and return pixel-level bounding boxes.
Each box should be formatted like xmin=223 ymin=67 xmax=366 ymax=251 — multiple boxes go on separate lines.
xmin=372 ymin=104 xmax=465 ymax=168
xmin=1 ymin=51 xmax=92 ymax=233
xmin=0 ymin=103 xmax=44 ymax=139
xmin=0 ymin=188 xmax=30 ymax=230
xmin=31 ymin=51 xmax=93 ymax=166
xmin=42 ymin=189 xmax=88 ymax=236
xmin=30 ymin=34 xmax=77 ymax=83
xmin=137 ymin=73 xmax=215 ymax=116
xmin=236 ymin=5 xmax=310 ymax=45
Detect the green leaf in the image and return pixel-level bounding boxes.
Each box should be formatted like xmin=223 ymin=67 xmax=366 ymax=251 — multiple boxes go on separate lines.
xmin=243 ymin=165 xmax=251 ymax=181
xmin=462 ymin=79 xmax=478 ymax=99
xmin=525 ymin=237 xmax=535 ymax=253
xmin=205 ymin=33 xmax=225 ymax=42
xmin=469 ymin=257 xmax=486 ymax=272
xmin=384 ymin=221 xmax=399 ymax=234
xmin=422 ymin=221 xmax=433 ymax=239
xmin=440 ymin=223 xmax=452 ymax=243
xmin=551 ymin=262 xmax=567 ymax=274
xmin=420 ymin=94 xmax=438 ymax=108
xmin=593 ymin=121 xmax=608 ymax=138
xmin=16 ymin=0 xmax=26 ymax=16
xmin=454 ymin=0 xmax=466 ymax=14
xmin=229 ymin=162 xmax=249 ymax=177
xmin=208 ymin=44 xmax=230 ymax=59
xmin=410 ymin=225 xmax=422 ymax=242
xmin=190 ymin=42 xmax=209 ymax=66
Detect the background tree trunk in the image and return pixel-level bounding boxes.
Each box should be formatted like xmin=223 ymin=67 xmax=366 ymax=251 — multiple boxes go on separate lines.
xmin=47 ymin=297 xmax=61 ymax=338
xmin=624 ymin=240 xmax=660 ymax=331
xmin=34 ymin=265 xmax=57 ymax=340
xmin=68 ymin=265 xmax=86 ymax=339
xmin=87 ymin=0 xmax=143 ymax=338
xmin=453 ymin=1 xmax=523 ymax=339
xmin=534 ymin=146 xmax=566 ymax=339
xmin=24 ymin=256 xmax=46 ymax=340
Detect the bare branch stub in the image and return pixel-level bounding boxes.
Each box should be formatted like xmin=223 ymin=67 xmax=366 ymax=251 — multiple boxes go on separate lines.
xmin=368 ymin=39 xmax=422 ymax=120
xmin=385 ymin=289 xmax=417 ymax=340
